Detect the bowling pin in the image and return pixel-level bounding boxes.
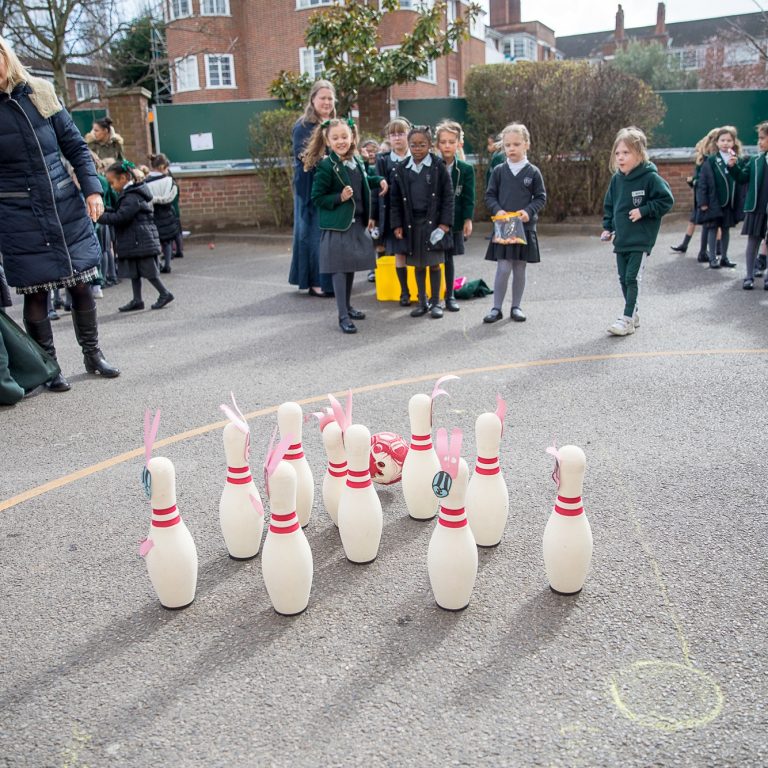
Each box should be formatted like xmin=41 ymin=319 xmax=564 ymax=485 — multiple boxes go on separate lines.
xmin=337 ymin=424 xmax=383 ymax=564
xmin=542 ymin=444 xmax=593 ymax=595
xmin=277 ymin=402 xmax=315 ymax=528
xmin=428 ymin=431 xmax=477 ymax=611
xmin=262 ymin=460 xmax=313 ymax=616
xmin=219 ymin=395 xmax=264 ymax=559
xmin=466 ymin=397 xmax=509 ymax=547
xmin=401 ymin=376 xmax=458 ymax=520
xmin=321 ymin=418 xmax=347 ymax=526
xmin=139 ymin=410 xmax=197 ymax=610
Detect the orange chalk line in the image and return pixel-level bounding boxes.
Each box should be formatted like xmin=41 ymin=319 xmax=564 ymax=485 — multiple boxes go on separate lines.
xmin=2 ymin=348 xmax=766 ymax=513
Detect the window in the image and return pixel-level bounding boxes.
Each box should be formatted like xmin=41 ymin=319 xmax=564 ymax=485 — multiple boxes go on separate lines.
xmin=75 ymin=80 xmax=99 ymax=101
xmin=447 ymin=1 xmax=458 ymax=51
xmin=668 ymin=48 xmax=700 ymax=70
xmin=393 ymin=0 xmax=434 ymax=9
xmin=173 ymin=55 xmax=199 ymax=92
xmin=205 ymin=54 xmax=236 ymax=88
xmin=167 ymin=0 xmax=191 ymax=20
xmin=724 ymin=43 xmax=759 ymax=66
xmin=469 ymin=6 xmax=485 ymax=40
xmin=503 ymin=34 xmax=537 ymax=61
xmin=448 ymin=78 xmax=458 ymax=97
xmin=299 ymin=47 xmax=325 ymax=79
xmin=296 ymin=0 xmax=333 ymax=8
xmin=201 ymin=0 xmax=230 ymax=14
xmin=416 ymin=58 xmax=437 ymax=84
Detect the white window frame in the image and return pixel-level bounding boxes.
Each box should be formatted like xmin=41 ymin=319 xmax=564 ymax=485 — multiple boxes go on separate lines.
xmin=384 ymin=0 xmax=434 ymax=9
xmin=668 ymin=47 xmax=700 ymax=70
xmin=469 ymin=6 xmax=485 ymax=40
xmin=201 ymin=0 xmax=230 ymax=15
xmin=205 ymin=53 xmax=236 ymax=89
xmin=299 ymin=46 xmax=325 ymax=79
xmin=75 ymin=80 xmax=99 ymax=101
xmin=167 ymin=0 xmax=192 ymax=21
xmin=724 ymin=43 xmax=759 ymax=66
xmin=448 ymin=78 xmax=458 ymax=97
xmin=296 ymin=0 xmax=334 ymax=8
xmin=173 ymin=55 xmax=199 ymax=93
xmin=416 ymin=58 xmax=437 ymax=84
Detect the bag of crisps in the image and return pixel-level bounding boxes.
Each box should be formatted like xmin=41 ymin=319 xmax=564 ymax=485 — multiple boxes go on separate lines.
xmin=491 ymin=212 xmax=527 ymax=245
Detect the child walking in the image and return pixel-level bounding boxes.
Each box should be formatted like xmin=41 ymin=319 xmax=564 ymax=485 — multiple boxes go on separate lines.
xmin=734 ymin=121 xmax=768 ymax=289
xmin=375 ymin=118 xmax=412 ymax=304
xmin=696 ymin=126 xmax=744 ymax=270
xmin=483 ymin=123 xmax=546 ymax=323
xmin=436 ymin=120 xmax=475 ymax=312
xmin=305 ymin=118 xmax=387 ymax=334
xmin=145 ymin=153 xmax=181 ymax=274
xmin=98 ymin=161 xmax=174 ymax=312
xmin=601 ymin=127 xmax=674 ymax=336
xmin=390 ymin=125 xmax=454 ymax=318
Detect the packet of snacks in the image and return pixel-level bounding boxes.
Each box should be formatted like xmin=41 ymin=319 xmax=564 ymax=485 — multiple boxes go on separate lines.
xmin=491 ymin=212 xmax=527 ymax=245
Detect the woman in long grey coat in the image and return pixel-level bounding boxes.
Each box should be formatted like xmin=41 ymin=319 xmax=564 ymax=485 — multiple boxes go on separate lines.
xmin=0 ymin=37 xmax=119 ymax=391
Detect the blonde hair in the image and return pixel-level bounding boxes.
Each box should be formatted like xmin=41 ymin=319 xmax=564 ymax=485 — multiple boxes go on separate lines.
xmin=300 ymin=80 xmax=337 ymax=126
xmin=756 ymin=121 xmax=768 ymax=138
xmin=435 ymin=120 xmax=466 ymax=161
xmin=500 ymin=122 xmax=531 ymax=145
xmin=303 ymin=118 xmax=359 ymax=170
xmin=694 ymin=127 xmax=720 ymax=166
xmin=383 ymin=117 xmax=411 ymax=136
xmin=716 ymin=125 xmax=743 ymax=156
xmin=610 ymin=127 xmax=649 ymax=172
xmin=0 ymin=36 xmax=32 ymax=91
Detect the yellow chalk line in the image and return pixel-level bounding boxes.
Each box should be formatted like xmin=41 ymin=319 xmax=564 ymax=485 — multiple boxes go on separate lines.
xmin=2 ymin=347 xmax=766 ymax=514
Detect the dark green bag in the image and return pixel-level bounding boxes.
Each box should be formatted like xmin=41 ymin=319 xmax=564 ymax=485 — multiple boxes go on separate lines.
xmin=454 ymin=278 xmax=493 ymax=300
xmin=0 ymin=312 xmax=60 ymax=405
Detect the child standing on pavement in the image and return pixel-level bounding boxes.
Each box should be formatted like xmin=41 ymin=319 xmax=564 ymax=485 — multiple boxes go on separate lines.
xmin=375 ymin=118 xmax=412 ymax=304
xmin=483 ymin=123 xmax=547 ymax=324
xmin=601 ymin=127 xmax=674 ymax=337
xmin=99 ymin=161 xmax=174 ymax=312
xmin=145 ymin=153 xmax=181 ymax=274
xmin=390 ymin=125 xmax=454 ymax=319
xmin=696 ymin=126 xmax=744 ymax=270
xmin=435 ymin=120 xmax=474 ymax=312
xmin=734 ymin=121 xmax=768 ymax=290
xmin=305 ymin=118 xmax=387 ymax=334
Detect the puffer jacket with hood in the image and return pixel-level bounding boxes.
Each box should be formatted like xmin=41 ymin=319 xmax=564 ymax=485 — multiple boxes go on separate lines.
xmin=144 ymin=172 xmax=180 ymax=242
xmin=97 ymin=181 xmax=161 ymax=260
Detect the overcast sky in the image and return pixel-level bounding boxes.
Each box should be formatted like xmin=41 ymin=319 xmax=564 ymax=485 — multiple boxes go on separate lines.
xmin=120 ymin=0 xmax=764 ymax=37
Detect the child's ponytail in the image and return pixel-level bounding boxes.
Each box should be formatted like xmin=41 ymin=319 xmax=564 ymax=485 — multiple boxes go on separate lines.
xmin=106 ymin=159 xmax=138 ymax=182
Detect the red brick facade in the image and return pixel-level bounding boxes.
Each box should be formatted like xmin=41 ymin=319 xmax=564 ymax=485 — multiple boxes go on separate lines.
xmin=165 ymin=1 xmax=486 ymax=105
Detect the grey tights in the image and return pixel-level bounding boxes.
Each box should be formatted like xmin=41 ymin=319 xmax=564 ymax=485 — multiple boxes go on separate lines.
xmin=332 ymin=272 xmax=354 ymax=320
xmin=492 ymin=260 xmax=527 ymax=310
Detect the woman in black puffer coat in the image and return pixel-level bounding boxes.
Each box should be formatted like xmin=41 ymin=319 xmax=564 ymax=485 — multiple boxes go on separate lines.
xmin=0 ymin=37 xmax=119 ymax=391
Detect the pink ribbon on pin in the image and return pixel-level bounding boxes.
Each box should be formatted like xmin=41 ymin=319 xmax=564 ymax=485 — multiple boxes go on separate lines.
xmin=249 ymin=493 xmax=264 ymax=517
xmin=545 ymin=439 xmax=561 ymax=488
xmin=220 ymin=392 xmax=251 ymax=463
xmin=435 ymin=427 xmax=463 ymax=479
xmin=495 ymin=394 xmax=507 ymax=436
xmin=143 ymin=408 xmax=161 ymax=467
xmin=328 ymin=390 xmax=353 ymax=435
xmin=311 ymin=407 xmax=336 ymax=432
xmin=430 ymin=374 xmax=459 ymax=424
xmin=139 ymin=537 xmax=154 ymax=558
xmin=263 ymin=426 xmax=295 ymax=496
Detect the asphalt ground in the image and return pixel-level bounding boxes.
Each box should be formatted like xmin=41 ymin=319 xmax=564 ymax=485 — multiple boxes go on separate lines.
xmin=1 ymin=219 xmax=766 ymax=767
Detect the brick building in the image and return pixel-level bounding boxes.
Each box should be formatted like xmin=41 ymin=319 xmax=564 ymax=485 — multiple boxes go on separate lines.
xmin=164 ymin=0 xmax=486 ymax=105
xmin=22 ymin=57 xmax=108 ymax=110
xmin=556 ymin=3 xmax=768 ymax=89
xmin=485 ymin=0 xmax=559 ymax=63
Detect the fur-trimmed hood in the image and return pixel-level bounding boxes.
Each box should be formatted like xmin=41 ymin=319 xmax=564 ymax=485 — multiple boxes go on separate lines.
xmin=84 ymin=130 xmax=125 ymax=148
xmin=26 ymin=77 xmax=63 ymax=119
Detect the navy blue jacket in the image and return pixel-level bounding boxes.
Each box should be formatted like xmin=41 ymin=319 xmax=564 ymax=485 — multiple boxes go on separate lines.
xmin=98 ymin=182 xmax=161 ymax=260
xmin=0 ymin=82 xmax=102 ymax=289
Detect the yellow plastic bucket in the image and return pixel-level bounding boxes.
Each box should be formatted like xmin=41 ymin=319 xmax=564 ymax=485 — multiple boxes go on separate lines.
xmin=374 ymin=256 xmax=446 ymax=302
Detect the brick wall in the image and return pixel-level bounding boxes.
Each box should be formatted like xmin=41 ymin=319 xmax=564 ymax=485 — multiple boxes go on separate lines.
xmin=106 ymin=88 xmax=153 ymax=165
xmin=654 ymin=158 xmax=695 ymax=213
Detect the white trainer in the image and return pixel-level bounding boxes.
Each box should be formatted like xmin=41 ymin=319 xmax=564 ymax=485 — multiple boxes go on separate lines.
xmin=633 ymin=310 xmax=640 ymax=328
xmin=607 ymin=316 xmax=635 ymax=336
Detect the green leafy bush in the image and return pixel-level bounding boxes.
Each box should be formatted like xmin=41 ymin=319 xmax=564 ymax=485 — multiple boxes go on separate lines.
xmin=249 ymin=109 xmax=301 ymax=228
xmin=465 ymin=61 xmax=666 ymax=220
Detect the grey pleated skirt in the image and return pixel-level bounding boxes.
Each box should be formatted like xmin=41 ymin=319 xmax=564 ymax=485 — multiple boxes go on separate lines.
xmin=319 ymin=220 xmax=376 ymax=273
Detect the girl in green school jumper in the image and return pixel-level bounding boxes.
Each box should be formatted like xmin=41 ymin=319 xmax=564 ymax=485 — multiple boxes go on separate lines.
xmin=304 ymin=118 xmax=387 ymax=334
xmin=436 ymin=120 xmax=475 ymax=312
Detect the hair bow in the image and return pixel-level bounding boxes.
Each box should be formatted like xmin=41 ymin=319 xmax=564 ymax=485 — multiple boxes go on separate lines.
xmin=121 ymin=160 xmax=135 ymax=171
xmin=321 ymin=119 xmax=331 ymax=128
xmin=346 ymin=117 xmax=355 ymax=128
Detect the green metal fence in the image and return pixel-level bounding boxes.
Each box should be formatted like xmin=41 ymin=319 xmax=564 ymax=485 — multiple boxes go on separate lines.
xmin=155 ymin=100 xmax=282 ymax=163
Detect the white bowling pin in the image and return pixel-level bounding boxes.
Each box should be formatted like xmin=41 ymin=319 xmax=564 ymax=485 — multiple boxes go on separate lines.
xmin=142 ymin=456 xmax=198 ymax=609
xmin=542 ymin=445 xmax=593 ymax=595
xmin=262 ymin=461 xmax=313 ymax=615
xmin=401 ymin=393 xmax=440 ymax=521
xmin=321 ymin=420 xmax=347 ymax=527
xmin=278 ymin=402 xmax=315 ymax=528
xmin=337 ymin=424 xmax=383 ymax=563
xmin=428 ymin=458 xmax=478 ymax=610
xmin=219 ymin=422 xmax=264 ymax=559
xmin=466 ymin=412 xmax=509 ymax=547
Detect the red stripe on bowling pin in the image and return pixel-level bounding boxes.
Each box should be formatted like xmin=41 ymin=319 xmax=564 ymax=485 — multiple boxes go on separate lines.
xmin=554 ymin=495 xmax=584 ymax=516
xmin=151 ymin=504 xmax=181 ymax=528
xmin=226 ymin=465 xmax=253 ymax=485
xmin=346 ymin=468 xmax=372 ymax=489
xmin=284 ymin=442 xmax=305 ymax=460
xmin=475 ymin=455 xmax=500 ymax=475
xmin=438 ymin=505 xmax=467 ymax=528
xmin=328 ymin=460 xmax=348 ymax=478
xmin=269 ymin=510 xmax=300 ymax=534
xmin=410 ymin=433 xmax=433 ymax=451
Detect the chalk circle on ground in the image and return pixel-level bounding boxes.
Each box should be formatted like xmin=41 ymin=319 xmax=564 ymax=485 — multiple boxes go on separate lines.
xmin=609 ymin=660 xmax=723 ymax=732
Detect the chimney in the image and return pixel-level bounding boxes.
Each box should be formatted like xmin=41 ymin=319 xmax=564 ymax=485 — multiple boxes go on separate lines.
xmin=489 ymin=0 xmax=521 ymax=28
xmin=655 ymin=2 xmax=666 ymax=35
xmin=615 ymin=4 xmax=625 ymax=41
xmin=509 ymin=0 xmax=521 ymax=24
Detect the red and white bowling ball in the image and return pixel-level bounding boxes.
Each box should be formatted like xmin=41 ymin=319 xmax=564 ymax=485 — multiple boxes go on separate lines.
xmin=369 ymin=432 xmax=409 ymax=485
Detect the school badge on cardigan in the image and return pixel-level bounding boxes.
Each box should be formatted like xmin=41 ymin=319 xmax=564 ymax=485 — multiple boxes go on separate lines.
xmin=632 ymin=190 xmax=646 ymax=207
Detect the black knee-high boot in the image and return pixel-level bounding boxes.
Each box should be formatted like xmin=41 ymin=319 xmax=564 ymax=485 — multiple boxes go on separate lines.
xmin=70 ymin=308 xmax=120 ymax=377
xmin=23 ymin=317 xmax=71 ymax=392
xmin=671 ymin=233 xmax=691 ymax=253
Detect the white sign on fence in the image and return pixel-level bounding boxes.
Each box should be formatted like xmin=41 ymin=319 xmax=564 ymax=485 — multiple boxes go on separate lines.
xmin=190 ymin=132 xmax=214 ymax=152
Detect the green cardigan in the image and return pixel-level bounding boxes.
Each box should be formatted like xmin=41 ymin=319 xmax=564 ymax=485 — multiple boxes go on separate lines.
xmin=311 ymin=152 xmax=384 ymax=231
xmin=449 ymin=158 xmax=475 ymax=232
xmin=732 ymin=152 xmax=766 ymax=213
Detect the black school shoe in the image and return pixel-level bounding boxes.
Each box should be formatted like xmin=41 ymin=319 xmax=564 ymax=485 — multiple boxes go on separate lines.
xmin=339 ymin=318 xmax=357 ymax=334
xmin=445 ymin=297 xmax=460 ymax=312
xmin=119 ymin=299 xmax=145 ymax=312
xmin=510 ymin=307 xmax=527 ymax=322
xmin=742 ymin=279 xmax=754 ymax=290
xmin=429 ymin=303 xmax=444 ymax=319
xmin=720 ymin=256 xmax=736 ymax=269
xmin=670 ymin=243 xmax=687 ymax=253
xmin=151 ymin=292 xmax=175 ymax=309
xmin=483 ymin=308 xmax=503 ymax=324
xmin=697 ymin=252 xmax=709 ymax=263
xmin=410 ymin=304 xmax=429 ymax=317
xmin=399 ymin=294 xmax=411 ymax=307
xmin=347 ymin=308 xmax=366 ymax=320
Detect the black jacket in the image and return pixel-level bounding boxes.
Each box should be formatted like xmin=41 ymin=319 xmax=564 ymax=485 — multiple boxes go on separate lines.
xmin=0 ymin=82 xmax=102 ymax=289
xmin=374 ymin=151 xmax=409 ymax=237
xmin=98 ymin=182 xmax=161 ymax=260
xmin=389 ymin=154 xmax=454 ymax=254
xmin=145 ymin=172 xmax=181 ymax=242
